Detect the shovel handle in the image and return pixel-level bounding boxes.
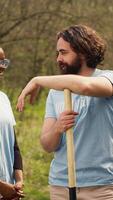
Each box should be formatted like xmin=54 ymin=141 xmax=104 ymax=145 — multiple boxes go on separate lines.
xmin=64 ymin=89 xmax=76 ymax=187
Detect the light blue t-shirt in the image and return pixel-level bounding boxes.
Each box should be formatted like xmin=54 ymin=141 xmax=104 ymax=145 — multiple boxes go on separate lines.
xmin=45 ymin=69 xmax=113 ymax=187
xmin=0 ymin=91 xmax=16 ymax=183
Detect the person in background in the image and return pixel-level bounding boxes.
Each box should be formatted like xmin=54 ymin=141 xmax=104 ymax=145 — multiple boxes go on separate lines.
xmin=0 ymin=48 xmax=24 ymax=200
xmin=17 ymin=25 xmax=113 ymax=200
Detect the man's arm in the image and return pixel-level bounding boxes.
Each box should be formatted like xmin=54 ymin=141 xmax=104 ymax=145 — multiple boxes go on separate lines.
xmin=40 ymin=111 xmax=77 ymax=153
xmin=17 ymin=75 xmax=113 ymax=111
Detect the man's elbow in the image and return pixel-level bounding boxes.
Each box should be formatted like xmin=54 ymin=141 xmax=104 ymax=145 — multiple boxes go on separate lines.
xmin=42 ymin=144 xmax=53 ymax=153
xmin=82 ymin=81 xmax=113 ymax=97
xmin=40 ymin=137 xmax=53 ymax=153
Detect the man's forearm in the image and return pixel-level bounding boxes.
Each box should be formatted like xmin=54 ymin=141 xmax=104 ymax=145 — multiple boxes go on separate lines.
xmin=20 ymin=75 xmax=85 ymax=98
xmin=17 ymin=74 xmax=113 ymax=112
xmin=40 ymin=122 xmax=62 ymax=153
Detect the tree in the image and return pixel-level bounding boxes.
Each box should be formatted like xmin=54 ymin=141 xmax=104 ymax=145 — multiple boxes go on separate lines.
xmin=0 ymin=0 xmax=113 ymax=88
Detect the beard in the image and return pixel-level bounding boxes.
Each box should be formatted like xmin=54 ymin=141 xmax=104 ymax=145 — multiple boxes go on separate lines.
xmin=58 ymin=55 xmax=82 ymax=75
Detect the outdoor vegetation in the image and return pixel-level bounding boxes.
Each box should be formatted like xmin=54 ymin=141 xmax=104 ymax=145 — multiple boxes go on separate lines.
xmin=0 ymin=0 xmax=113 ymax=199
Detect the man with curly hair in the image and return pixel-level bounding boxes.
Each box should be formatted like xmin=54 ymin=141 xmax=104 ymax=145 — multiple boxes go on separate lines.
xmin=17 ymin=25 xmax=113 ymax=200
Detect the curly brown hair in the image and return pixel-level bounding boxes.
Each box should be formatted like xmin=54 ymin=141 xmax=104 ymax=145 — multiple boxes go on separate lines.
xmin=57 ymin=25 xmax=106 ymax=68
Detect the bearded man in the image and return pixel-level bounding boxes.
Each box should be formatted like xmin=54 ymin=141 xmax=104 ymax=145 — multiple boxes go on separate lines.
xmin=17 ymin=25 xmax=113 ymax=200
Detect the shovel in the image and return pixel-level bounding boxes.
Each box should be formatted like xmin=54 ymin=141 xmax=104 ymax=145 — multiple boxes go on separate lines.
xmin=64 ymin=89 xmax=77 ymax=200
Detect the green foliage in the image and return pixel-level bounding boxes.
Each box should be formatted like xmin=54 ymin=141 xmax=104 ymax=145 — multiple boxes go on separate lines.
xmin=0 ymin=0 xmax=113 ymax=88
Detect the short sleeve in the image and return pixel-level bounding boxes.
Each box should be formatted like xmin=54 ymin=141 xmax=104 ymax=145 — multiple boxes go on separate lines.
xmin=100 ymin=70 xmax=113 ymax=85
xmin=45 ymin=90 xmax=57 ymax=119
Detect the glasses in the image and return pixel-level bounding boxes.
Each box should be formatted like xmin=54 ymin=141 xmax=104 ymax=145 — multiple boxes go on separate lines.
xmin=0 ymin=59 xmax=10 ymax=68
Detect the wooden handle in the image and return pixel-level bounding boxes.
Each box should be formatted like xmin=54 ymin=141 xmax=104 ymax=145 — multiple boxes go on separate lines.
xmin=64 ymin=89 xmax=76 ymax=188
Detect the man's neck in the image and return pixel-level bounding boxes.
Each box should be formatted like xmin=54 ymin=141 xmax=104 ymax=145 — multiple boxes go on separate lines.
xmin=78 ymin=64 xmax=95 ymax=77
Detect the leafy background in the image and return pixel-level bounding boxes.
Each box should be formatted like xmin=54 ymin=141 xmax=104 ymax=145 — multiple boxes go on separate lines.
xmin=0 ymin=0 xmax=113 ymax=199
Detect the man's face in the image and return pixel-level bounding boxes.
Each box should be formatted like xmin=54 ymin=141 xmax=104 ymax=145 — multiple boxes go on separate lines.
xmin=56 ymin=37 xmax=82 ymax=75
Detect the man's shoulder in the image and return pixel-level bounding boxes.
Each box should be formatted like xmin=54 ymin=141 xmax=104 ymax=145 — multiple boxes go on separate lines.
xmin=94 ymin=68 xmax=113 ymax=76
